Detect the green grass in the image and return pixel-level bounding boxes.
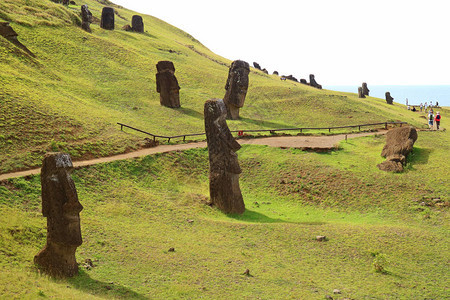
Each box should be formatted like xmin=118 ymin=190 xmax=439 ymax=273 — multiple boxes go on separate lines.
xmin=0 ymin=130 xmax=448 ymax=299
xmin=1 ymin=0 xmax=444 ymax=173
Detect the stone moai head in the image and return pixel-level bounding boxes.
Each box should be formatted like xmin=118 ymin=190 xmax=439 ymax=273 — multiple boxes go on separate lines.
xmin=223 ymin=60 xmax=250 ymax=120
xmin=100 ymin=7 xmax=115 ymax=30
xmin=0 ymin=22 xmax=18 ymax=40
xmin=81 ymin=5 xmax=93 ymax=33
xmin=131 ymin=15 xmax=144 ymax=32
xmin=385 ymin=92 xmax=394 ymax=104
xmin=253 ymin=62 xmax=261 ymax=70
xmin=362 ymin=82 xmax=369 ymax=96
xmin=204 ymin=99 xmax=244 ymax=214
xmin=34 ymin=152 xmax=83 ymax=277
xmin=309 ymin=74 xmax=322 ymax=89
xmin=358 ymin=87 xmax=365 ymax=98
xmin=156 ymin=61 xmax=181 ymax=108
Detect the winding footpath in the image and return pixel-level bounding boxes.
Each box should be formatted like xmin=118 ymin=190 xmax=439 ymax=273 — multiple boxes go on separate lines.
xmin=0 ymin=130 xmax=387 ymax=181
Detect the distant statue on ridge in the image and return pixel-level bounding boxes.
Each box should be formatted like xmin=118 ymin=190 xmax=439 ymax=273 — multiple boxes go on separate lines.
xmin=131 ymin=15 xmax=144 ymax=32
xmin=223 ymin=60 xmax=250 ymax=120
xmin=204 ymin=99 xmax=245 ymax=214
xmin=81 ymin=5 xmax=92 ymax=33
xmin=34 ymin=153 xmax=83 ymax=278
xmin=156 ymin=61 xmax=181 ymax=108
xmin=309 ymin=74 xmax=322 ymax=89
xmin=358 ymin=87 xmax=365 ymax=98
xmin=362 ymin=82 xmax=369 ymax=96
xmin=385 ymin=92 xmax=394 ymax=104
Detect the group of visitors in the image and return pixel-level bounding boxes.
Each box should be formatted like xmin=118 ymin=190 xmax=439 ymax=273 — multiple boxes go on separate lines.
xmin=428 ymin=110 xmax=441 ymax=130
xmin=405 ymin=98 xmax=442 ymax=130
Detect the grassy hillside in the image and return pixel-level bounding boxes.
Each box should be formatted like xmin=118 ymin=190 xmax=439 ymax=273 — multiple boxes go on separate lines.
xmin=0 ymin=131 xmax=448 ymax=299
xmin=0 ymin=0 xmax=441 ymax=174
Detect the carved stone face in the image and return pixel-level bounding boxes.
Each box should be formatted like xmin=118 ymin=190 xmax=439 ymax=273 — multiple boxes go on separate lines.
xmin=225 ymin=60 xmax=249 ymax=108
xmin=41 ymin=153 xmax=83 ymax=246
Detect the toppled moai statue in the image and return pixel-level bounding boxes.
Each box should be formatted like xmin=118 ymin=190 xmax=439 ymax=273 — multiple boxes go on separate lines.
xmin=156 ymin=60 xmax=181 ymax=108
xmin=131 ymin=15 xmax=144 ymax=32
xmin=262 ymin=68 xmax=268 ymax=74
xmin=385 ymin=92 xmax=394 ymax=104
xmin=34 ymin=153 xmax=83 ymax=277
xmin=362 ymin=82 xmax=369 ymax=96
xmin=253 ymin=62 xmax=261 ymax=70
xmin=377 ymin=126 xmax=417 ymax=172
xmin=80 ymin=5 xmax=92 ymax=33
xmin=283 ymin=75 xmax=298 ymax=82
xmin=204 ymin=99 xmax=245 ymax=214
xmin=100 ymin=7 xmax=115 ymax=30
xmin=223 ymin=60 xmax=250 ymax=120
xmin=358 ymin=87 xmax=365 ymax=98
xmin=0 ymin=22 xmax=35 ymax=57
xmin=309 ymin=74 xmax=322 ymax=89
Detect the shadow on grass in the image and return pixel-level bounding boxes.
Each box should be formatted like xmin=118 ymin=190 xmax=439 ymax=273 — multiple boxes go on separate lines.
xmin=178 ymin=107 xmax=203 ymax=120
xmin=408 ymin=147 xmax=432 ymax=165
xmin=68 ymin=270 xmax=147 ymax=299
xmin=227 ymin=209 xmax=326 ymax=225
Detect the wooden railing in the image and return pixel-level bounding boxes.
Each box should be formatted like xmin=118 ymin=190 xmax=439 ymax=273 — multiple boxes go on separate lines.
xmin=117 ymin=121 xmax=407 ymax=143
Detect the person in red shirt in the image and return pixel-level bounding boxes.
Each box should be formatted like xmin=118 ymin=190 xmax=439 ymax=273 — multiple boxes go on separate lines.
xmin=435 ymin=112 xmax=441 ymax=130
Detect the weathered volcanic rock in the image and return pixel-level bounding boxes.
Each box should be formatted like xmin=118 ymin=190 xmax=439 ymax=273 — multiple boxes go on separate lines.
xmin=100 ymin=7 xmax=115 ymax=30
xmin=253 ymin=62 xmax=261 ymax=70
xmin=223 ymin=60 xmax=250 ymax=119
xmin=80 ymin=5 xmax=92 ymax=33
xmin=377 ymin=126 xmax=418 ymax=172
xmin=204 ymin=99 xmax=245 ymax=214
xmin=362 ymin=82 xmax=369 ymax=96
xmin=34 ymin=153 xmax=83 ymax=277
xmin=309 ymin=74 xmax=322 ymax=89
xmin=385 ymin=92 xmax=394 ymax=104
xmin=156 ymin=60 xmax=181 ymax=108
xmin=131 ymin=15 xmax=144 ymax=32
xmin=358 ymin=87 xmax=365 ymax=98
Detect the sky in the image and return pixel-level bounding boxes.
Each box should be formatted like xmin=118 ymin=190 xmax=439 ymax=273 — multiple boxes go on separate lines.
xmin=112 ymin=0 xmax=450 ymax=86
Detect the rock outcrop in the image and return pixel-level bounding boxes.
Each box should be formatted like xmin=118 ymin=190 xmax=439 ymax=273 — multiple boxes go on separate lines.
xmin=204 ymin=99 xmax=245 ymax=214
xmin=223 ymin=60 xmax=250 ymax=119
xmin=385 ymin=92 xmax=394 ymax=104
xmin=156 ymin=61 xmax=181 ymax=108
xmin=100 ymin=7 xmax=115 ymax=30
xmin=377 ymin=126 xmax=418 ymax=172
xmin=34 ymin=153 xmax=83 ymax=277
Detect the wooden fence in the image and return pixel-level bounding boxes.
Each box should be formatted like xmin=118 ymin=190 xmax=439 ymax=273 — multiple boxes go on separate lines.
xmin=117 ymin=121 xmax=407 ymax=143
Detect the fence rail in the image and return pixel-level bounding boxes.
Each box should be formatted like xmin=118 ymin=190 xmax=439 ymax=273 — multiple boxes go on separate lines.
xmin=117 ymin=121 xmax=407 ymax=143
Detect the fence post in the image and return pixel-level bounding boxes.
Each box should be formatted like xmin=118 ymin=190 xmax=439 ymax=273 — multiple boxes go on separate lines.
xmin=385 ymin=122 xmax=387 ymax=129
xmin=329 ymin=128 xmax=331 ymax=133
xmin=358 ymin=125 xmax=361 ymax=131
xmin=183 ymin=136 xmax=186 ymax=142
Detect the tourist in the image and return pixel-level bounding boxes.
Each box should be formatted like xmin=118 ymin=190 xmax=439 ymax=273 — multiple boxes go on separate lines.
xmin=424 ymin=102 xmax=428 ymax=112
xmin=420 ymin=103 xmax=423 ymax=112
xmin=428 ymin=111 xmax=434 ymax=130
xmin=406 ymin=98 xmax=408 ymax=106
xmin=435 ymin=112 xmax=441 ymax=130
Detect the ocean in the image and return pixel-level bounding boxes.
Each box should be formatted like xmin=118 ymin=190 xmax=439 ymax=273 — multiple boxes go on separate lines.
xmin=324 ymin=85 xmax=450 ymax=107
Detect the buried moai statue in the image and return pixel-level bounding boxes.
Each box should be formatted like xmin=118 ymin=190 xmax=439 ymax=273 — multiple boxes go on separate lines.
xmin=362 ymin=82 xmax=370 ymax=96
xmin=0 ymin=22 xmax=35 ymax=56
xmin=100 ymin=7 xmax=115 ymax=30
xmin=223 ymin=60 xmax=250 ymax=120
xmin=358 ymin=87 xmax=365 ymax=98
xmin=156 ymin=61 xmax=181 ymax=108
xmin=204 ymin=99 xmax=245 ymax=214
xmin=377 ymin=126 xmax=418 ymax=172
xmin=131 ymin=15 xmax=144 ymax=32
xmin=34 ymin=153 xmax=83 ymax=278
xmin=80 ymin=5 xmax=92 ymax=33
xmin=309 ymin=74 xmax=322 ymax=89
xmin=385 ymin=92 xmax=394 ymax=104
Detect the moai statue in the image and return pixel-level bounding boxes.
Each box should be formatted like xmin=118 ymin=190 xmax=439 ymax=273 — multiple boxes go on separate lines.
xmin=358 ymin=87 xmax=365 ymax=98
xmin=273 ymin=71 xmax=279 ymax=75
xmin=80 ymin=5 xmax=92 ymax=33
xmin=362 ymin=82 xmax=370 ymax=96
xmin=131 ymin=15 xmax=144 ymax=32
xmin=385 ymin=92 xmax=394 ymax=104
xmin=309 ymin=74 xmax=322 ymax=89
xmin=156 ymin=61 xmax=181 ymax=108
xmin=377 ymin=126 xmax=417 ymax=172
xmin=0 ymin=22 xmax=35 ymax=56
xmin=300 ymin=78 xmax=308 ymax=84
xmin=253 ymin=62 xmax=261 ymax=70
xmin=34 ymin=153 xmax=83 ymax=278
xmin=204 ymin=99 xmax=245 ymax=214
xmin=223 ymin=60 xmax=250 ymax=120
xmin=100 ymin=7 xmax=115 ymax=30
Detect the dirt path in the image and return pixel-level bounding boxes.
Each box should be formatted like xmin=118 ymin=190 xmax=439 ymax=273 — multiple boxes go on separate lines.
xmin=0 ymin=130 xmax=386 ymax=181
